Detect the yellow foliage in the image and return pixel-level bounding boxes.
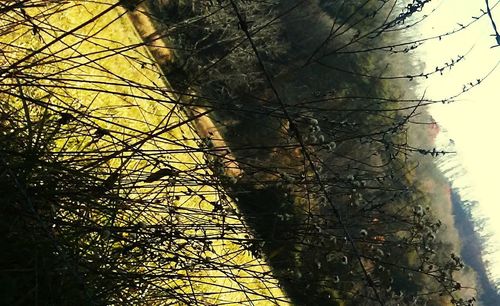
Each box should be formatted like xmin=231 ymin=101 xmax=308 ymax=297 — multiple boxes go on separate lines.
xmin=0 ymin=1 xmax=287 ymax=304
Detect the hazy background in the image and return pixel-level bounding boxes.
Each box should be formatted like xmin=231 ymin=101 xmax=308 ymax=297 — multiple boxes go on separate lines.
xmin=417 ymin=0 xmax=500 ymax=290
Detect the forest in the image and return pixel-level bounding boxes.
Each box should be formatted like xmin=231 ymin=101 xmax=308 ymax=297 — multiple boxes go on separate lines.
xmin=1 ymin=0 xmax=498 ymax=305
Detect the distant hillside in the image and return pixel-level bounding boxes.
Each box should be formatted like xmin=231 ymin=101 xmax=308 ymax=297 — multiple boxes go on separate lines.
xmin=451 ymin=189 xmax=500 ymax=305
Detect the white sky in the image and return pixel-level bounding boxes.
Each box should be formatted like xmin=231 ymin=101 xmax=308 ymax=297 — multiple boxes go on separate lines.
xmin=416 ymin=0 xmax=500 ymax=285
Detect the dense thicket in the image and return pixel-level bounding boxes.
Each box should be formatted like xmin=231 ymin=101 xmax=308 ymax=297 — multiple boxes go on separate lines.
xmin=0 ymin=1 xmax=286 ymax=304
xmin=1 ymin=0 xmax=494 ymax=305
xmin=148 ymin=0 xmax=484 ymax=305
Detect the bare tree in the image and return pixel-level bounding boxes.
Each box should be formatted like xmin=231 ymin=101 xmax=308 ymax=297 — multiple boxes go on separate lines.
xmin=1 ymin=0 xmax=496 ymax=305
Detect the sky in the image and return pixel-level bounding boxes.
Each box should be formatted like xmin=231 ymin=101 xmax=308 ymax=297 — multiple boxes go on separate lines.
xmin=415 ymin=0 xmax=500 ymax=287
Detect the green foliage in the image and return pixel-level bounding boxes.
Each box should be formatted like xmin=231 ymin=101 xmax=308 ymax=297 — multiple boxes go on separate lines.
xmin=157 ymin=0 xmax=479 ymax=304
